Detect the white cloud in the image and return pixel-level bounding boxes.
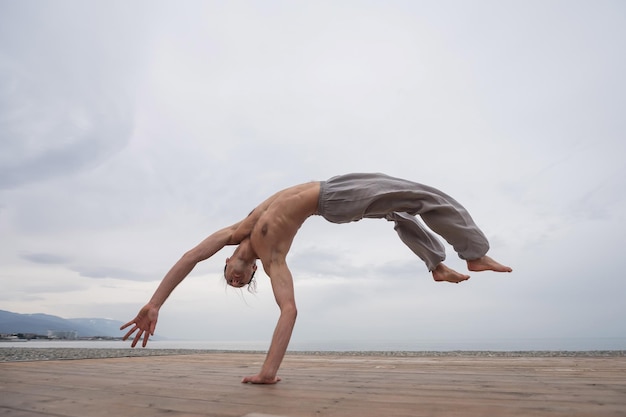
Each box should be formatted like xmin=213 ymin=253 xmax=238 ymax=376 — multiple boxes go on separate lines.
xmin=1 ymin=0 xmax=625 ymax=347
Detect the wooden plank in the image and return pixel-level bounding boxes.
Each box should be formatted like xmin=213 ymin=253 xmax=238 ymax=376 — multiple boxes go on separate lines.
xmin=1 ymin=353 xmax=625 ymax=417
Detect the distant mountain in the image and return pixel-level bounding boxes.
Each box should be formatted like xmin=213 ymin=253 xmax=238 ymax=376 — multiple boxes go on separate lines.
xmin=0 ymin=310 xmax=125 ymax=338
xmin=68 ymin=318 xmax=127 ymax=336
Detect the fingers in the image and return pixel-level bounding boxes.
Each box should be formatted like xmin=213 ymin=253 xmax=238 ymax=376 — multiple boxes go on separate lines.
xmin=119 ymin=320 xmax=134 ymax=331
xmin=121 ymin=307 xmax=158 ymax=347
xmin=126 ymin=326 xmax=151 ymax=348
xmin=131 ymin=329 xmax=143 ymax=348
xmin=122 ymin=325 xmax=138 ymax=341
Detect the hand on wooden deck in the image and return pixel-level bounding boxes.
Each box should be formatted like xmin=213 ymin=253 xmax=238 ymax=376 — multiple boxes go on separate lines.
xmin=241 ymin=374 xmax=282 ymax=384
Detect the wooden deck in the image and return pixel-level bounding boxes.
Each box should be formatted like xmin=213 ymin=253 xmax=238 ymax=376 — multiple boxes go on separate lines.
xmin=1 ymin=352 xmax=625 ymax=417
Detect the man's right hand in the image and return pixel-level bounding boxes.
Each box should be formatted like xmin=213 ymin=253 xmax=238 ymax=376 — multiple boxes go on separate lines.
xmin=242 ymin=373 xmax=282 ymax=384
xmin=120 ymin=303 xmax=159 ymax=348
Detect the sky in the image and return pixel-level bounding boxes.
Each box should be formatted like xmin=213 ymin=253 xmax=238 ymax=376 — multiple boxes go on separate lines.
xmin=1 ymin=0 xmax=625 ymax=347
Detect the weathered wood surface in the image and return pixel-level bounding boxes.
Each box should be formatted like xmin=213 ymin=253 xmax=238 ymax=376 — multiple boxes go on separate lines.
xmin=1 ymin=353 xmax=625 ymax=417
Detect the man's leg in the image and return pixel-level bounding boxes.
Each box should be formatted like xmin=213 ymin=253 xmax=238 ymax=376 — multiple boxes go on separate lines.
xmin=320 ymin=173 xmax=511 ymax=275
xmin=412 ymin=192 xmax=512 ymax=274
xmin=386 ymin=212 xmax=445 ymax=270
xmin=386 ymin=212 xmax=470 ymax=283
xmin=409 ymin=190 xmax=491 ymax=262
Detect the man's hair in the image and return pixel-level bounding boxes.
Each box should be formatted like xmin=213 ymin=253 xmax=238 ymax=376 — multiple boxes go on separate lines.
xmin=223 ymin=264 xmax=257 ymax=293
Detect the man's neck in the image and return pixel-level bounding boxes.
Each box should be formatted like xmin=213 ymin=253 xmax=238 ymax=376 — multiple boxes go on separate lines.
xmin=235 ymin=239 xmax=258 ymax=264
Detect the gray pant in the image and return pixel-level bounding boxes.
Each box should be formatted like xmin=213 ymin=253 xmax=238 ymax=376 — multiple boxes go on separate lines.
xmin=317 ymin=173 xmax=490 ymax=270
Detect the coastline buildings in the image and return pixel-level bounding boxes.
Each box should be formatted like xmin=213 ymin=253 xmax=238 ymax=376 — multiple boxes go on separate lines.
xmin=47 ymin=330 xmax=78 ymax=340
xmin=1 ymin=330 xmax=79 ymax=340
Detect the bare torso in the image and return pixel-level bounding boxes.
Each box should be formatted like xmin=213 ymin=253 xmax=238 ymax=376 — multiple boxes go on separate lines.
xmin=235 ymin=181 xmax=321 ymax=264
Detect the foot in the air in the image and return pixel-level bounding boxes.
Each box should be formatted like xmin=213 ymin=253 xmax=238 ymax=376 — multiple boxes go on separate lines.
xmin=432 ymin=263 xmax=470 ymax=284
xmin=467 ymin=255 xmax=512 ymax=273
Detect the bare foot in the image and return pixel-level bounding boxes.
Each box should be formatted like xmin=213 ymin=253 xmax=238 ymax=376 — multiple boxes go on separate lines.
xmin=467 ymin=255 xmax=512 ymax=273
xmin=432 ymin=263 xmax=470 ymax=284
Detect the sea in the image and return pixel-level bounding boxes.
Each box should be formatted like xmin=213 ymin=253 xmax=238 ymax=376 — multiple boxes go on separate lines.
xmin=1 ymin=337 xmax=624 ymax=351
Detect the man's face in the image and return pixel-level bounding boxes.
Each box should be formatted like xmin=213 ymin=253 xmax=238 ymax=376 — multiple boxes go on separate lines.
xmin=224 ymin=257 xmax=257 ymax=288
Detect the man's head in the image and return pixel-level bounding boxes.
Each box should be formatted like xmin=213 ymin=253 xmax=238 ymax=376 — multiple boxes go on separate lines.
xmin=224 ymin=256 xmax=257 ymax=290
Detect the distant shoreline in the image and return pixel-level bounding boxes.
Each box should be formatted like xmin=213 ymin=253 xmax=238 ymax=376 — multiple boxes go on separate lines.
xmin=1 ymin=348 xmax=624 ymax=362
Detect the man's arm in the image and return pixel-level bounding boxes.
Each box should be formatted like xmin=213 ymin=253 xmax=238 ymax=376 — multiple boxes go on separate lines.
xmin=242 ymin=258 xmax=297 ymax=384
xmin=121 ymin=223 xmax=244 ymax=347
xmin=149 ymin=223 xmax=243 ymax=306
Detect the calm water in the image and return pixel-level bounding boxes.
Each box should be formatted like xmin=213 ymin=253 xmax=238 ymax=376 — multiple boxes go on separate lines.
xmin=1 ymin=337 xmax=624 ymax=351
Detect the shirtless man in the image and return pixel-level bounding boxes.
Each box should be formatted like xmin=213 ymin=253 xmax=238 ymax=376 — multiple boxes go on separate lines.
xmin=121 ymin=173 xmax=512 ymax=384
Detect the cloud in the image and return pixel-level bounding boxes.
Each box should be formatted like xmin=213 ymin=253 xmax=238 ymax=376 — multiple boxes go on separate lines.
xmin=1 ymin=1 xmax=625 ymax=345
xmin=18 ymin=252 xmax=153 ymax=282
xmin=0 ymin=276 xmax=91 ymax=302
xmin=288 ymin=244 xmax=425 ymax=285
xmin=71 ymin=265 xmax=153 ymax=282
xmin=20 ymin=253 xmax=71 ymax=265
xmin=0 ymin=90 xmax=133 ymax=189
xmin=0 ymin=1 xmax=146 ymax=189
xmin=288 ymin=246 xmax=356 ymax=278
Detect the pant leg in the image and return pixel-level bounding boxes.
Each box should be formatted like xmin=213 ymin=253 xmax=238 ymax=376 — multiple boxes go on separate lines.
xmin=385 ymin=212 xmax=446 ymax=271
xmin=320 ymin=173 xmax=491 ymax=261
xmin=412 ymin=190 xmax=490 ymax=261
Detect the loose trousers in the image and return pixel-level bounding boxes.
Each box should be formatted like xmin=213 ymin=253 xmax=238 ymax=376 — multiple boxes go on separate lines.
xmin=317 ymin=173 xmax=490 ymax=270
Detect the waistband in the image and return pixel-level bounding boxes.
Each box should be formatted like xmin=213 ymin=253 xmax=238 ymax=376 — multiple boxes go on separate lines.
xmin=316 ymin=180 xmax=327 ymax=216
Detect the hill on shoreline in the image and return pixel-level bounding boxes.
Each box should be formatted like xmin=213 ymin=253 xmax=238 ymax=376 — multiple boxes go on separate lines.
xmin=0 ymin=309 xmax=125 ymax=338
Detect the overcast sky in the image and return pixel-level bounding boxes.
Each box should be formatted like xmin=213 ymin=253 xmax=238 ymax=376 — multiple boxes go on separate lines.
xmin=1 ymin=0 xmax=625 ymax=347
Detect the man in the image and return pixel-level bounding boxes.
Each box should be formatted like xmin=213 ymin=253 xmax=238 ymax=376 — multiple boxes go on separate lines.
xmin=121 ymin=173 xmax=512 ymax=384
